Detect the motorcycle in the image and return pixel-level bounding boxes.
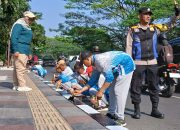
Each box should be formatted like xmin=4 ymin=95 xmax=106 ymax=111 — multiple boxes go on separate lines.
xmin=142 ymin=63 xmax=180 ymax=97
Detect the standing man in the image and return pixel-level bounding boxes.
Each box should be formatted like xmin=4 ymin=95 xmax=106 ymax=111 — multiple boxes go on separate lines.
xmin=126 ymin=2 xmax=179 ymax=119
xmin=10 ymin=11 xmax=36 ymax=92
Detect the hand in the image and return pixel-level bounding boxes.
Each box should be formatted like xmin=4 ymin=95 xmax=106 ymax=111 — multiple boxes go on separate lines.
xmin=14 ymin=52 xmax=19 ymax=57
xmin=72 ymin=85 xmax=81 ymax=90
xmin=96 ymin=91 xmax=104 ymax=100
xmin=74 ymin=89 xmax=82 ymax=96
xmin=28 ymin=55 xmax=32 ymax=60
xmin=56 ymin=80 xmax=62 ymax=87
xmin=68 ymin=88 xmax=74 ymax=95
xmin=79 ymin=80 xmax=86 ymax=85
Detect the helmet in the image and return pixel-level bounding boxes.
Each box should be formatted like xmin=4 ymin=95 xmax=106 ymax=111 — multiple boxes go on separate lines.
xmin=93 ymin=46 xmax=99 ymax=52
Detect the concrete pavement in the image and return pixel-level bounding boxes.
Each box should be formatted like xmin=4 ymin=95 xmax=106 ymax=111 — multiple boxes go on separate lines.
xmin=1 ymin=67 xmax=180 ymax=130
xmin=0 ymin=68 xmax=126 ymax=130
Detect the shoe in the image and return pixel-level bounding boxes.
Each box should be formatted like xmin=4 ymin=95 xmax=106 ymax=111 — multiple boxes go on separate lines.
xmin=115 ymin=118 xmax=127 ymax=127
xmin=17 ymin=87 xmax=32 ymax=92
xmin=12 ymin=86 xmax=18 ymax=90
xmin=151 ymin=109 xmax=164 ymax=119
xmin=132 ymin=112 xmax=141 ymax=119
xmin=132 ymin=104 xmax=141 ymax=119
xmin=97 ymin=106 xmax=108 ymax=111
xmin=68 ymin=96 xmax=74 ymax=102
xmin=106 ymin=113 xmax=118 ymax=120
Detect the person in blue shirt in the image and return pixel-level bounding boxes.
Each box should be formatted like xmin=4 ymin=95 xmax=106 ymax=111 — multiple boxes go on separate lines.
xmin=53 ymin=60 xmax=82 ymax=93
xmin=10 ymin=11 xmax=36 ymax=92
xmin=74 ymin=51 xmax=135 ymax=126
xmin=31 ymin=63 xmax=47 ymax=78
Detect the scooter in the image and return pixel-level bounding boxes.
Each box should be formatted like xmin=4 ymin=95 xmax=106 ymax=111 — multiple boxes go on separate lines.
xmin=142 ymin=63 xmax=180 ymax=97
xmin=158 ymin=63 xmax=180 ymax=97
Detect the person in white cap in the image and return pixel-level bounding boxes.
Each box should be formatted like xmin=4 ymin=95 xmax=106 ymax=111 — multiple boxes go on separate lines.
xmin=10 ymin=11 xmax=36 ymax=92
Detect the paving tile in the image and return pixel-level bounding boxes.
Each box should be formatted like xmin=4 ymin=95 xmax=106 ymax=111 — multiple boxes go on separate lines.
xmin=57 ymin=107 xmax=88 ymax=117
xmin=0 ymin=92 xmax=26 ymax=96
xmin=66 ymin=115 xmax=97 ymax=124
xmin=71 ymin=122 xmax=107 ymax=130
xmin=90 ymin=114 xmax=116 ymax=126
xmin=53 ymin=102 xmax=76 ymax=109
xmin=0 ymin=108 xmax=32 ymax=119
xmin=47 ymin=95 xmax=67 ymax=101
xmin=0 ymin=125 xmax=35 ymax=130
xmin=0 ymin=100 xmax=29 ymax=108
xmin=0 ymin=118 xmax=34 ymax=125
xmin=0 ymin=96 xmax=27 ymax=102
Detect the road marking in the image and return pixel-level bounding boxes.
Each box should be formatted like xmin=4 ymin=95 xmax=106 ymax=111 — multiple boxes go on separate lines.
xmin=77 ymin=105 xmax=100 ymax=114
xmin=106 ymin=126 xmax=129 ymax=130
xmin=172 ymin=95 xmax=180 ymax=99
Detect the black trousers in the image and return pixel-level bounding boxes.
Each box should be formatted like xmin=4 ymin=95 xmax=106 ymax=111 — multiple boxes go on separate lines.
xmin=130 ymin=65 xmax=160 ymax=108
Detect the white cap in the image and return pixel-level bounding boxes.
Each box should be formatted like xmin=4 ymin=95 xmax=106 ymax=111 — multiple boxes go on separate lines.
xmin=23 ymin=11 xmax=36 ymax=18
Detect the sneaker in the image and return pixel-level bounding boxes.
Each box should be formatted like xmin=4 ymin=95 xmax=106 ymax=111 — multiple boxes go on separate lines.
xmin=17 ymin=87 xmax=32 ymax=92
xmin=115 ymin=118 xmax=127 ymax=127
xmin=97 ymin=106 xmax=108 ymax=111
xmin=12 ymin=86 xmax=18 ymax=91
xmin=106 ymin=113 xmax=118 ymax=120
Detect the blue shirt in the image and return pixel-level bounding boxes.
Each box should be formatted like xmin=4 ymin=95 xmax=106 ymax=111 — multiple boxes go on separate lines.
xmin=87 ymin=51 xmax=135 ymax=87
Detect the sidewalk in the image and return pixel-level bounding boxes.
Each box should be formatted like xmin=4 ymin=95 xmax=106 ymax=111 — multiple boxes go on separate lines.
xmin=0 ymin=68 xmax=124 ymax=130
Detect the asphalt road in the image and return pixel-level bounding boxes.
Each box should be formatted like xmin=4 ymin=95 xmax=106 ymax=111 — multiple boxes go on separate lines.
xmin=44 ymin=67 xmax=180 ymax=130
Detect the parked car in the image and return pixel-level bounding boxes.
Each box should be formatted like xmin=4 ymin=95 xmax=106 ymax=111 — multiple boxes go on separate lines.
xmin=42 ymin=55 xmax=56 ymax=67
xmin=38 ymin=59 xmax=43 ymax=65
xmin=68 ymin=55 xmax=79 ymax=70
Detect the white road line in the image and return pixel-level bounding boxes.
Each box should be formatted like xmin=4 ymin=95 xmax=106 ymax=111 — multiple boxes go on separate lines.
xmin=106 ymin=126 xmax=129 ymax=130
xmin=172 ymin=95 xmax=180 ymax=99
xmin=77 ymin=105 xmax=100 ymax=114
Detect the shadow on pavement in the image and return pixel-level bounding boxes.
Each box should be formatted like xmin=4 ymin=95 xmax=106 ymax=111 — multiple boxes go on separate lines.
xmin=0 ymin=82 xmax=13 ymax=89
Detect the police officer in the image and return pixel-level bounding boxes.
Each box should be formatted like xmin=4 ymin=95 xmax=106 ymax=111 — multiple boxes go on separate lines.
xmin=126 ymin=5 xmax=179 ymax=119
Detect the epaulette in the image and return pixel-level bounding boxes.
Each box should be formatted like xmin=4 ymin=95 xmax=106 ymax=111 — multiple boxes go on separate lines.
xmin=131 ymin=25 xmax=140 ymax=32
xmin=150 ymin=24 xmax=168 ymax=32
xmin=131 ymin=26 xmax=139 ymax=29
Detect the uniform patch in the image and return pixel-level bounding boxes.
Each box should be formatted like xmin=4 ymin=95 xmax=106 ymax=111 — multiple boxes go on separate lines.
xmin=149 ymin=27 xmax=154 ymax=31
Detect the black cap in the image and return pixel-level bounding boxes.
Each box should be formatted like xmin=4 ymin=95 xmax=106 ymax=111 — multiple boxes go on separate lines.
xmin=139 ymin=7 xmax=153 ymax=15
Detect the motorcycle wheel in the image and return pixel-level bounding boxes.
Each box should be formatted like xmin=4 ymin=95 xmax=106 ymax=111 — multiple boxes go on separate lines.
xmin=160 ymin=80 xmax=176 ymax=98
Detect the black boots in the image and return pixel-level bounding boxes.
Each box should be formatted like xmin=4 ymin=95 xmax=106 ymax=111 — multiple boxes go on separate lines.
xmin=132 ymin=104 xmax=141 ymax=119
xmin=132 ymin=104 xmax=164 ymax=119
xmin=151 ymin=103 xmax=164 ymax=119
xmin=151 ymin=108 xmax=164 ymax=119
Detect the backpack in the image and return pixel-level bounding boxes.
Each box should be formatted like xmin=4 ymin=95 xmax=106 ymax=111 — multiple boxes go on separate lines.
xmin=157 ymin=44 xmax=173 ymax=65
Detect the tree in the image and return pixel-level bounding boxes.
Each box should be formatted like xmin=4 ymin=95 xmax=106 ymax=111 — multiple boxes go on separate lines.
xmin=43 ymin=37 xmax=83 ymax=59
xmin=0 ymin=0 xmax=46 ymax=62
xmin=0 ymin=0 xmax=29 ymax=61
xmin=65 ymin=26 xmax=119 ymax=51
xmin=56 ymin=0 xmax=180 ymax=49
